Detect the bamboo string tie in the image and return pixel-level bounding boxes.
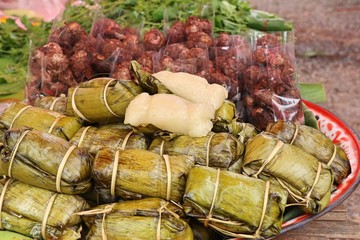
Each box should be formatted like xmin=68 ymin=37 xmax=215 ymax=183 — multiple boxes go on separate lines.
xmin=74 ymin=203 xmax=115 ymax=240
xmin=204 ymin=168 xmax=221 ymax=227
xmin=253 ymin=140 xmax=284 ymax=178
xmin=77 ymin=126 xmax=92 ymax=148
xmin=305 ymin=162 xmax=323 ymax=207
xmin=110 ymin=150 xmax=120 ymax=197
xmin=48 ymin=116 xmax=64 ymax=135
xmin=163 ymin=155 xmax=172 ymax=201
xmin=103 ymin=79 xmax=121 ymax=118
xmin=117 ymin=131 xmax=134 ymax=150
xmin=289 ymin=123 xmax=299 ymax=145
xmin=205 ymin=180 xmax=270 ymax=239
xmin=9 ymin=105 xmax=32 ymax=129
xmin=0 ymin=178 xmax=13 ymax=229
xmin=41 ymin=193 xmax=58 ymax=239
xmin=71 ymin=85 xmax=93 ymax=123
xmin=110 ymin=131 xmax=133 ymax=197
xmin=206 ymin=133 xmax=216 ymax=167
xmin=155 ymin=201 xmax=181 ymax=240
xmin=159 ymin=140 xmax=166 ymax=156
xmin=49 ymin=97 xmax=61 ymax=111
xmin=327 ymin=144 xmax=337 ymax=167
xmin=56 ymin=145 xmax=77 ymax=193
xmin=8 ymin=130 xmax=30 ymax=178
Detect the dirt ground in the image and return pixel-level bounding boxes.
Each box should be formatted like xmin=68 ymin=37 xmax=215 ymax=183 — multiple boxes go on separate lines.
xmin=250 ymin=0 xmax=360 ymax=223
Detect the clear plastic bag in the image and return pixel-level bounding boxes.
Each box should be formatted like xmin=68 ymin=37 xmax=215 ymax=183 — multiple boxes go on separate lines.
xmin=242 ymin=30 xmax=304 ymax=130
xmin=25 ymin=5 xmax=96 ymax=104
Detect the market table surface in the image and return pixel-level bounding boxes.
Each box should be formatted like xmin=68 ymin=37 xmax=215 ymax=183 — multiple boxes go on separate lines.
xmin=277 ymin=203 xmax=360 ymax=240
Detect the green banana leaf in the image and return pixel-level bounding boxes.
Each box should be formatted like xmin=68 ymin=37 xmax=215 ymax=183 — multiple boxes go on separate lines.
xmin=183 ymin=166 xmax=288 ymax=239
xmin=0 ymin=127 xmax=92 ymax=194
xmin=33 ymin=95 xmax=67 ymax=114
xmin=93 ymin=148 xmax=195 ymax=202
xmin=0 ymin=179 xmax=88 ymax=239
xmin=0 ymin=101 xmax=82 ymax=140
xmin=149 ymin=132 xmax=244 ymax=170
xmin=69 ymin=123 xmax=150 ymax=156
xmin=66 ymin=77 xmax=142 ymax=123
xmin=242 ymin=132 xmax=334 ymax=214
xmin=0 ymin=231 xmax=33 ymax=240
xmin=266 ymin=120 xmax=351 ymax=185
xmin=80 ymin=198 xmax=193 ymax=240
xmin=299 ymin=82 xmax=327 ymax=104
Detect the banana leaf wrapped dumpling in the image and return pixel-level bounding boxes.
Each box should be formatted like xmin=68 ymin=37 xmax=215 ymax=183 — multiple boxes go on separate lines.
xmin=0 ymin=101 xmax=82 ymax=140
xmin=148 ymin=132 xmax=244 ymax=170
xmin=93 ymin=148 xmax=195 ymax=203
xmin=33 ymin=95 xmax=67 ymax=114
xmin=78 ymin=198 xmax=193 ymax=240
xmin=242 ymin=132 xmax=334 ymax=214
xmin=69 ymin=123 xmax=149 ymax=156
xmin=0 ymin=127 xmax=92 ymax=194
xmin=66 ymin=77 xmax=142 ymax=123
xmin=266 ymin=120 xmax=350 ymax=185
xmin=0 ymin=178 xmax=89 ymax=239
xmin=183 ymin=166 xmax=288 ymax=239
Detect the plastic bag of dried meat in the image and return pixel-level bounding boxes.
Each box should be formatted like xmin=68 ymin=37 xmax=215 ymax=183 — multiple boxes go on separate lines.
xmin=152 ymin=16 xmax=213 ymax=75
xmin=25 ymin=10 xmax=95 ymax=104
xmin=90 ymin=16 xmax=144 ymax=81
xmin=242 ymin=31 xmax=304 ymax=130
xmin=208 ymin=33 xmax=250 ymax=113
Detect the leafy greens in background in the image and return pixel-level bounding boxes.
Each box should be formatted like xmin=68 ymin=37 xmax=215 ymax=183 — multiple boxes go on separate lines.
xmin=0 ymin=15 xmax=51 ymax=99
xmin=0 ymin=0 xmax=324 ymax=104
xmin=62 ymin=0 xmax=293 ymax=33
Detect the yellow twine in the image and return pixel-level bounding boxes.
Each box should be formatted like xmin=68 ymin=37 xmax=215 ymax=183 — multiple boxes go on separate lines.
xmin=305 ymin=162 xmax=323 ymax=207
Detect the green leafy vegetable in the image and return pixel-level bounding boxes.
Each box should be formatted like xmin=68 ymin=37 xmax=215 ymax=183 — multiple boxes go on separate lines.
xmin=62 ymin=0 xmax=292 ymax=34
xmin=0 ymin=15 xmax=51 ymax=99
xmin=299 ymin=82 xmax=327 ymax=104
